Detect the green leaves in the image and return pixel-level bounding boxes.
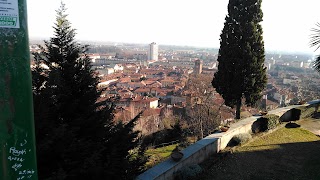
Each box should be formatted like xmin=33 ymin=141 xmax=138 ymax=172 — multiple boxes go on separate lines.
xmin=213 ymin=0 xmax=267 ymax=119
xmin=32 ymin=2 xmax=147 ymax=179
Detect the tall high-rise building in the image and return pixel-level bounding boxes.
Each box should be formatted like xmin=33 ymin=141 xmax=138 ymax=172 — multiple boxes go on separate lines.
xmin=148 ymin=42 xmax=158 ymax=61
xmin=194 ymin=59 xmax=203 ymax=74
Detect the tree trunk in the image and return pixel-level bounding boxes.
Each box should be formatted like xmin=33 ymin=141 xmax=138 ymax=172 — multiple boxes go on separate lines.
xmin=200 ymin=117 xmax=204 ymax=139
xmin=236 ymin=99 xmax=241 ymax=119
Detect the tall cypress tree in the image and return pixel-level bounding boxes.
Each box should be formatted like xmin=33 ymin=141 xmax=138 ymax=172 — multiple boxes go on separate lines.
xmin=32 ymin=3 xmax=146 ymax=179
xmin=212 ymin=0 xmax=267 ymax=119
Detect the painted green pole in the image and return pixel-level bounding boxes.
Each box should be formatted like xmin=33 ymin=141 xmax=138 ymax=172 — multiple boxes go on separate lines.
xmin=0 ymin=0 xmax=38 ymax=180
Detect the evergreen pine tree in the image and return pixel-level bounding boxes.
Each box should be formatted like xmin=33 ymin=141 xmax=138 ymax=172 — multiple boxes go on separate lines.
xmin=212 ymin=0 xmax=267 ymax=119
xmin=32 ymin=3 xmax=146 ymax=179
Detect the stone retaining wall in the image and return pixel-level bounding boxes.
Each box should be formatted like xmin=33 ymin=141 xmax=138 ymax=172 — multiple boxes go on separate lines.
xmin=137 ymin=103 xmax=318 ymax=180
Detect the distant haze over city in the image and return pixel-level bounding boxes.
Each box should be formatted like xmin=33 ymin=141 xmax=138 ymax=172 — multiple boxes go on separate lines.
xmin=29 ymin=38 xmax=315 ymax=58
xmin=27 ymin=0 xmax=320 ymax=54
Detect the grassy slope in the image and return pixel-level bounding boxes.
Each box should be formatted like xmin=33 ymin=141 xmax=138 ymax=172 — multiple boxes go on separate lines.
xmin=196 ymin=128 xmax=320 ymax=180
xmin=145 ymin=144 xmax=178 ymax=168
xmin=238 ymin=128 xmax=320 ymax=152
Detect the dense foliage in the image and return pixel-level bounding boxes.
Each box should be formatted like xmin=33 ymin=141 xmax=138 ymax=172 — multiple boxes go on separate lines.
xmin=32 ymin=3 xmax=146 ymax=179
xmin=212 ymin=0 xmax=267 ymax=119
xmin=253 ymin=114 xmax=280 ymax=133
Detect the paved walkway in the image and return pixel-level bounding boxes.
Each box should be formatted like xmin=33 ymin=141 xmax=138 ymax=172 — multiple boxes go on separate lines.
xmin=299 ymin=112 xmax=320 ymax=136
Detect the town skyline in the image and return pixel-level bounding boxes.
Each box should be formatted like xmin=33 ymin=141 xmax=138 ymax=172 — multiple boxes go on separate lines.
xmin=27 ymin=0 xmax=320 ymax=54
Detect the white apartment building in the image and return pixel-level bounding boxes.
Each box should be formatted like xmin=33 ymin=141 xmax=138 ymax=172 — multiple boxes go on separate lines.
xmin=148 ymin=42 xmax=158 ymax=61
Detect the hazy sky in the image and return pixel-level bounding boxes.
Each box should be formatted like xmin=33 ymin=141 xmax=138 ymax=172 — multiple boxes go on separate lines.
xmin=27 ymin=0 xmax=320 ymax=54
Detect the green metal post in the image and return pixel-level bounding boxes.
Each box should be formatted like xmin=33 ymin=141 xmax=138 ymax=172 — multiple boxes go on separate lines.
xmin=0 ymin=0 xmax=38 ymax=179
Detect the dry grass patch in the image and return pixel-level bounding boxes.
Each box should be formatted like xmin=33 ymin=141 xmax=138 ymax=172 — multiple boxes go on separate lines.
xmin=238 ymin=128 xmax=319 ymax=152
xmin=195 ymin=127 xmax=320 ymax=180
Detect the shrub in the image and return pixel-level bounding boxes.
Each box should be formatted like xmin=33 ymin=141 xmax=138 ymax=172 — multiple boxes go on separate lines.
xmin=279 ymin=107 xmax=316 ymax=122
xmin=265 ymin=114 xmax=280 ymax=130
xmin=174 ymin=164 xmax=203 ymax=180
xmin=285 ymin=122 xmax=301 ymax=128
xmin=279 ymin=108 xmax=301 ymax=122
xmin=145 ymin=154 xmax=162 ymax=168
xmin=297 ymin=106 xmax=316 ymax=119
xmin=253 ymin=114 xmax=280 ymax=133
xmin=231 ymin=133 xmax=252 ymax=146
xmin=142 ymin=123 xmax=183 ymax=147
